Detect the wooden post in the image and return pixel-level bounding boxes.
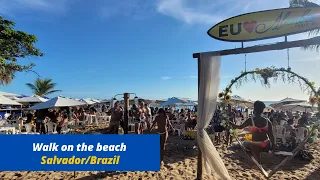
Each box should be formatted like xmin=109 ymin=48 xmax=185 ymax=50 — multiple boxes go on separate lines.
xmin=197 ymin=57 xmax=203 ymax=180
xmin=123 ymin=93 xmax=130 ymax=134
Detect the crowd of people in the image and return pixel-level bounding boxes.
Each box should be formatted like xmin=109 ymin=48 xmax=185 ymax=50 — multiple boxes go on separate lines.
xmin=106 ymin=101 xmax=198 ymax=164
xmin=23 ymin=106 xmax=98 ymax=134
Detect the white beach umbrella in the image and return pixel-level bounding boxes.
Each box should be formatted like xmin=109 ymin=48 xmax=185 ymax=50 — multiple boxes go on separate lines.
xmin=281 ymin=102 xmax=318 ymax=113
xmin=91 ymin=99 xmax=101 ymax=103
xmin=29 ymin=96 xmax=86 ymax=110
xmin=269 ymin=97 xmax=305 ymax=108
xmin=81 ymin=98 xmax=96 ymax=105
xmin=159 ymin=97 xmax=188 ymax=107
xmin=0 ymin=95 xmax=21 ymax=105
xmin=181 ymin=101 xmax=198 ymax=106
xmin=16 ymin=95 xmax=47 ymax=104
xmin=230 ymin=95 xmax=254 ymax=108
xmin=0 ymin=91 xmax=19 ymax=97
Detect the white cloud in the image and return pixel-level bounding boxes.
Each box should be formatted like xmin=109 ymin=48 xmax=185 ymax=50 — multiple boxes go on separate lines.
xmin=99 ymin=0 xmax=155 ymax=20
xmin=155 ymin=0 xmax=291 ymax=25
xmin=0 ymin=0 xmax=69 ymax=16
xmin=161 ymin=76 xmax=171 ymax=80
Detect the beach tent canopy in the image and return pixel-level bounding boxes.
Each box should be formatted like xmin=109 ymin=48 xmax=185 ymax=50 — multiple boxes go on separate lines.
xmin=29 ymin=97 xmax=86 ymax=110
xmin=0 ymin=95 xmax=21 ymax=105
xmin=159 ymin=97 xmax=189 ymax=107
xmin=281 ymin=102 xmax=317 ymax=112
xmin=16 ymin=95 xmax=47 ymax=104
xmin=270 ymin=97 xmax=305 ymax=108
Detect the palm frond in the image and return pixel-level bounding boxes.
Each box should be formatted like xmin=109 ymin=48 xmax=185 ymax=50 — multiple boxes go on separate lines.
xmin=46 ymin=90 xmax=62 ymax=94
xmin=26 ymin=78 xmax=61 ymax=97
xmin=25 ymin=83 xmax=37 ymax=91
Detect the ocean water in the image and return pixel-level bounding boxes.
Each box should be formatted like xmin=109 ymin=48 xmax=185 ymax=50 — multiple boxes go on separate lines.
xmin=263 ymin=101 xmax=277 ymax=107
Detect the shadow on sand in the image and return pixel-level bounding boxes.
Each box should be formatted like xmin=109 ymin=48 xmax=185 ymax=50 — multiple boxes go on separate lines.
xmin=75 ymin=134 xmax=198 ymax=180
xmin=305 ymin=167 xmax=320 ymax=180
xmin=225 ymin=144 xmax=311 ymax=173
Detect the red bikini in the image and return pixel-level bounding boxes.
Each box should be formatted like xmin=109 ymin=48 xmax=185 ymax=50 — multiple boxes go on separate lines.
xmin=248 ymin=117 xmax=270 ymax=148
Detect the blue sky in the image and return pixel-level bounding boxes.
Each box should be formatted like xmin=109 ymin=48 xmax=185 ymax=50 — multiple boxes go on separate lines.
xmin=0 ymin=0 xmax=319 ymax=101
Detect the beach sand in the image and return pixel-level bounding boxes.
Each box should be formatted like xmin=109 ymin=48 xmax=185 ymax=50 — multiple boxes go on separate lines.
xmin=1 ymin=126 xmax=319 ymax=180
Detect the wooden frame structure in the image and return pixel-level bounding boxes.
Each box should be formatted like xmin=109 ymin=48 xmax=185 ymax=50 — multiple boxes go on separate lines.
xmin=193 ymin=36 xmax=320 ymax=179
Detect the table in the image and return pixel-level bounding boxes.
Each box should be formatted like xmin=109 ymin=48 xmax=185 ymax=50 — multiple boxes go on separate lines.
xmin=184 ymin=130 xmax=197 ymax=138
xmin=0 ymin=127 xmax=16 ymax=134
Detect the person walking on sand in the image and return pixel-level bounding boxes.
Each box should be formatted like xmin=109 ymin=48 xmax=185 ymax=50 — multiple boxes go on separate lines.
xmin=149 ymin=108 xmax=174 ymax=165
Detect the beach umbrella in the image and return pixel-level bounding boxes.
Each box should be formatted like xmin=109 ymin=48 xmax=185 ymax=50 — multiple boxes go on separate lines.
xmin=0 ymin=95 xmax=21 ymax=105
xmin=16 ymin=94 xmax=28 ymax=98
xmin=269 ymin=97 xmax=305 ymax=108
xmin=181 ymin=101 xmax=198 ymax=106
xmin=0 ymin=91 xmax=19 ymax=98
xmin=230 ymin=95 xmax=254 ymax=108
xmin=91 ymin=99 xmax=101 ymax=103
xmin=29 ymin=96 xmax=86 ymax=110
xmin=80 ymin=98 xmax=96 ymax=105
xmin=159 ymin=97 xmax=188 ymax=107
xmin=281 ymin=102 xmax=318 ymax=113
xmin=16 ymin=95 xmax=47 ymax=104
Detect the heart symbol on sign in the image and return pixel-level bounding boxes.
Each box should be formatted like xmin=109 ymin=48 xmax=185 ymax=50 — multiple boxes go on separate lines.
xmin=243 ymin=21 xmax=257 ymax=33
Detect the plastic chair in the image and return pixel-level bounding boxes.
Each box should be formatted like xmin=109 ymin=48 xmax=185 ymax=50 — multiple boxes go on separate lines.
xmin=174 ymin=124 xmax=185 ymax=137
xmin=296 ymin=127 xmax=308 ymax=143
xmin=21 ymin=124 xmax=39 ymax=134
xmin=45 ymin=122 xmax=57 ymax=134
xmin=61 ymin=124 xmax=70 ymax=134
xmin=274 ymin=125 xmax=287 ymax=144
xmin=280 ymin=120 xmax=287 ymax=126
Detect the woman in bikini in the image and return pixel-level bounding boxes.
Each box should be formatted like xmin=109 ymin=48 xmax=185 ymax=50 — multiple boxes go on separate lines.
xmin=231 ymin=101 xmax=275 ymax=164
xmin=145 ymin=103 xmax=152 ymax=129
xmin=131 ymin=104 xmax=141 ymax=134
xmin=149 ymin=108 xmax=174 ymax=165
xmin=138 ymin=101 xmax=147 ymax=134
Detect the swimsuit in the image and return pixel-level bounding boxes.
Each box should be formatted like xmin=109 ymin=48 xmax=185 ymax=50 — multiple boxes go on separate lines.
xmin=248 ymin=117 xmax=270 ymax=148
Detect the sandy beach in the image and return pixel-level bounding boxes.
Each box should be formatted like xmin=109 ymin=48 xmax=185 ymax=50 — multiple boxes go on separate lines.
xmin=0 ymin=125 xmax=319 ymax=180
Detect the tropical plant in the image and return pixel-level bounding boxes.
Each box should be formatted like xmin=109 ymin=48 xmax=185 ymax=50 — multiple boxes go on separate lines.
xmin=26 ymin=78 xmax=61 ymax=97
xmin=289 ymin=0 xmax=320 ymax=51
xmin=0 ymin=16 xmax=43 ymax=85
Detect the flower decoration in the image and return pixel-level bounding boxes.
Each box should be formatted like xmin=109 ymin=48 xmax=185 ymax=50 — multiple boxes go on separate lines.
xmin=224 ymin=94 xmax=231 ymax=102
xmin=309 ymin=96 xmax=317 ymax=105
xmin=218 ymin=92 xmax=224 ymax=98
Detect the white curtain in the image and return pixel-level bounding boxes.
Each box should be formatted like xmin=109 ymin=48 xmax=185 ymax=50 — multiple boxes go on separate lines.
xmin=197 ymin=53 xmax=231 ymax=180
